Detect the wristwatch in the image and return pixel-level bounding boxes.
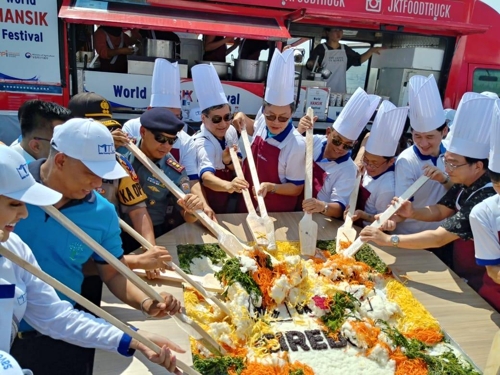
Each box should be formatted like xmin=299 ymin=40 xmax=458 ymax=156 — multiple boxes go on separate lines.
xmin=441 ymin=174 xmax=450 ymax=185
xmin=322 ymin=202 xmax=328 ymax=214
xmin=390 ymin=235 xmax=400 ymax=248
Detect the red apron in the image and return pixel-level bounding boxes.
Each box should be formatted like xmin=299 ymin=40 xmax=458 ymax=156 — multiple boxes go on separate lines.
xmin=170 ymin=148 xmax=180 ymax=162
xmin=205 ymin=169 xmax=233 ymax=214
xmin=239 ymin=136 xmax=299 ymax=213
xmin=312 ymin=162 xmax=327 ymax=199
xmin=354 ymin=180 xmax=371 ymax=228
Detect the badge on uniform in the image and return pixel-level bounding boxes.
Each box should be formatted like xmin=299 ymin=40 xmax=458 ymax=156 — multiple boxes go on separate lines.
xmin=166 ymin=158 xmax=185 ymax=173
xmin=148 ymin=185 xmax=160 ymax=193
xmin=117 ymin=154 xmax=139 ymax=182
xmin=149 ymin=199 xmax=156 ymax=206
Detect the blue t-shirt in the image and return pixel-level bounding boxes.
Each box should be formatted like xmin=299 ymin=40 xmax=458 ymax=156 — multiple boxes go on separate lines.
xmin=15 ymin=160 xmax=124 ymax=331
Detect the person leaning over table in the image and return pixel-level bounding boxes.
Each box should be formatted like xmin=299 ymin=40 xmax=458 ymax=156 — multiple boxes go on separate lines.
xmin=296 ymin=88 xmax=380 ymax=219
xmin=10 ymin=119 xmax=183 ymax=375
xmin=359 ymin=92 xmax=500 ymax=312
xmin=0 ymin=145 xmax=184 ymax=375
xmin=125 ymin=107 xmax=204 ymax=236
xmin=232 ymin=49 xmax=305 ymax=213
xmin=93 ymin=26 xmax=142 ymax=73
xmin=470 ymin=99 xmax=500 ymax=305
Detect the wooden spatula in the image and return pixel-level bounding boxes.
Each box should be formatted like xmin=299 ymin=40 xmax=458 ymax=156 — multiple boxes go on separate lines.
xmin=335 ymin=174 xmax=362 ymax=252
xmin=134 ymin=269 xmax=223 ymax=293
xmin=230 ymin=147 xmax=269 ymax=247
xmin=0 ymin=243 xmax=200 ymax=375
xmin=299 ymin=107 xmax=318 ymax=256
xmin=485 ymin=329 xmax=500 ymax=375
xmin=239 ymin=122 xmax=277 ymax=250
xmin=343 ymin=175 xmax=429 ymax=258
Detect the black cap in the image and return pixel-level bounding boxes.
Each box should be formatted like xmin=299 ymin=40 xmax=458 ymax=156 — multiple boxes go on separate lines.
xmin=140 ymin=107 xmax=184 ymax=135
xmin=68 ymin=92 xmax=122 ymax=130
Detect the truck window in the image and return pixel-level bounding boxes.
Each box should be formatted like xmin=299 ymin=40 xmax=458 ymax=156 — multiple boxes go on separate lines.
xmin=472 ymin=68 xmax=500 ymax=96
xmin=345 ymin=44 xmax=370 ymax=94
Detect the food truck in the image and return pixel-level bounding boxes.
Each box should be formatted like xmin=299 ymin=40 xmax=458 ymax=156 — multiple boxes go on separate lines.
xmin=0 ymin=0 xmax=499 ymax=140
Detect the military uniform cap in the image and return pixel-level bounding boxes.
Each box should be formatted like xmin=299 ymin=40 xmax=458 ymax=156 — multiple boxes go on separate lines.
xmin=140 ymin=107 xmax=184 ymax=135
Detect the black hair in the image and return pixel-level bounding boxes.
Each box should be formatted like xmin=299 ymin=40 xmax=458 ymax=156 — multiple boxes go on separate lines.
xmin=488 ymin=169 xmax=500 ymax=184
xmin=19 ymin=100 xmax=72 ymax=138
xmin=201 ymin=104 xmax=231 ymax=117
xmin=262 ymin=100 xmax=296 ymax=113
xmin=464 ymin=156 xmax=489 ymax=170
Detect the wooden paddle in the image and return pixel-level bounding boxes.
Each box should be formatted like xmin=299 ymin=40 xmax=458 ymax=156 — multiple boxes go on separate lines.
xmin=343 ymin=175 xmax=430 ymax=258
xmin=133 ymin=269 xmax=223 ymax=293
xmin=126 ymin=142 xmax=251 ymax=258
xmin=299 ymin=107 xmax=318 ymax=256
xmin=118 ymin=218 xmax=231 ymax=316
xmin=485 ymin=329 xmax=500 ymax=375
xmin=230 ymin=147 xmax=269 ymax=247
xmin=239 ymin=122 xmax=277 ymax=250
xmin=335 ymin=174 xmax=362 ymax=252
xmin=0 ymin=243 xmax=200 ymax=375
xmin=42 ymin=205 xmax=226 ymax=357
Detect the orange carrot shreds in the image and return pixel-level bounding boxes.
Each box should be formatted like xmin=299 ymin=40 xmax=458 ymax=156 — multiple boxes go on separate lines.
xmin=313 ymin=253 xmax=374 ymax=290
xmin=239 ymin=362 xmax=284 ymax=375
xmin=221 ymin=343 xmax=248 ymax=357
xmin=394 ymin=358 xmax=428 ymax=375
xmin=349 ymin=320 xmax=381 ymax=349
xmin=404 ymin=328 xmax=444 ymax=345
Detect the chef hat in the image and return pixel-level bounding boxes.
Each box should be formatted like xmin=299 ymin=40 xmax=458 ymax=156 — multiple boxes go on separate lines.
xmin=366 ymin=101 xmax=409 ymax=157
xmin=408 ymin=74 xmax=445 ymax=132
xmin=448 ymin=92 xmax=495 ymax=159
xmin=481 ymin=91 xmax=499 ymax=99
xmin=264 ymin=49 xmax=295 ymax=106
xmin=150 ymin=59 xmax=181 ymax=109
xmin=333 ymin=87 xmax=380 ymax=141
xmin=0 ymin=351 xmax=32 ymax=375
xmin=191 ymin=63 xmax=228 ymax=112
xmin=489 ymin=100 xmax=500 ymax=173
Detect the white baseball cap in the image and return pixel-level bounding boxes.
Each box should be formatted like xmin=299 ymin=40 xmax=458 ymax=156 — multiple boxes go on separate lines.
xmin=0 ymin=351 xmax=33 ymax=375
xmin=51 ymin=118 xmax=128 ymax=180
xmin=0 ymin=146 xmax=62 ymax=206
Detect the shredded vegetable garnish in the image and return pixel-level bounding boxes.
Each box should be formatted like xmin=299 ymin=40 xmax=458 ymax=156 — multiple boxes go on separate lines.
xmin=178 ymin=243 xmax=228 ymax=273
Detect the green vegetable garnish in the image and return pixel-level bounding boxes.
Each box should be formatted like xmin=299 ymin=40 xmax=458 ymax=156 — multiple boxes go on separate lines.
xmin=177 ymin=243 xmax=228 ymax=273
xmin=321 ymin=291 xmax=360 ymax=333
xmin=215 ymin=258 xmax=262 ymax=299
xmin=193 ymin=354 xmax=245 ymax=375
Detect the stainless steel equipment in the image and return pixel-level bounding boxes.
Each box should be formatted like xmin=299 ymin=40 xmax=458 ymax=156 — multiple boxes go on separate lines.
xmin=127 ymin=56 xmax=188 ymax=77
xmin=144 ymin=39 xmax=176 ymax=59
xmin=194 ymin=61 xmax=229 ymax=80
xmin=233 ymin=59 xmax=267 ymax=82
xmin=179 ymin=38 xmax=203 ymax=75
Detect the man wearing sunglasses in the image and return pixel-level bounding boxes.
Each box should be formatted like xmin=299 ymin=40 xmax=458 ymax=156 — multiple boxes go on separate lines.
xmin=360 ymin=93 xmax=499 ymax=310
xmin=126 ymin=107 xmax=203 ymax=236
xmin=10 ymin=100 xmax=71 ymax=163
xmin=298 ymin=88 xmax=380 ymax=219
xmin=192 ymin=63 xmax=248 ymax=214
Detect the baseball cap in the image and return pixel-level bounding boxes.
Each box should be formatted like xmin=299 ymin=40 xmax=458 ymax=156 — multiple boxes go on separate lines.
xmin=140 ymin=107 xmax=184 ymax=135
xmin=68 ymin=92 xmax=122 ymax=130
xmin=0 ymin=351 xmax=33 ymax=375
xmin=51 ymin=118 xmax=128 ymax=180
xmin=0 ymin=146 xmax=61 ymax=205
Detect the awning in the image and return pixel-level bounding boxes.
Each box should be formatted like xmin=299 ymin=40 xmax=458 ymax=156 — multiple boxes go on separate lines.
xmin=59 ymin=0 xmax=292 ymax=41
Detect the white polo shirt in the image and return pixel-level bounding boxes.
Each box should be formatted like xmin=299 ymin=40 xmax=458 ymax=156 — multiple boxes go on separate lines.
xmin=470 ymin=194 xmax=500 ymax=266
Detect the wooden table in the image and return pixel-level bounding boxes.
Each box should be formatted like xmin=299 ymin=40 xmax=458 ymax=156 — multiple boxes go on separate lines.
xmin=95 ymin=212 xmax=500 ymax=373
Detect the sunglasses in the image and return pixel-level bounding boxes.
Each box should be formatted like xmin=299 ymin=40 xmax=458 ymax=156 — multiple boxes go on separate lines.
xmin=152 ymin=133 xmax=178 ymax=145
xmin=208 ymin=113 xmax=233 ymax=124
xmin=331 ymin=136 xmax=354 ymax=150
xmin=264 ymin=113 xmax=290 ymax=123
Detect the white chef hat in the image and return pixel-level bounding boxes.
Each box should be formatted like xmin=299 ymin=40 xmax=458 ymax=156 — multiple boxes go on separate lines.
xmin=408 ymin=74 xmax=445 ymax=132
xmin=150 ymin=59 xmax=181 ymax=109
xmin=448 ymin=92 xmax=496 ymax=159
xmin=333 ymin=87 xmax=380 ymax=141
xmin=489 ymin=99 xmax=500 ymax=173
xmin=264 ymin=49 xmax=295 ymax=106
xmin=481 ymin=91 xmax=499 ymax=99
xmin=366 ymin=101 xmax=409 ymax=157
xmin=191 ymin=63 xmax=228 ymax=112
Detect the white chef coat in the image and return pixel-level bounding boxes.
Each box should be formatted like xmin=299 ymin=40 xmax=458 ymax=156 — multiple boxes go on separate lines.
xmin=194 ymin=124 xmax=239 ymax=178
xmin=394 ymin=144 xmax=447 ymax=234
xmin=0 ymin=233 xmax=132 ymax=355
xmin=9 ymin=144 xmax=35 ymax=164
xmin=470 ymin=194 xmax=500 ymax=266
xmin=361 ymin=167 xmax=395 ymax=225
xmin=251 ymin=112 xmax=305 ymax=185
xmin=313 ymin=135 xmax=357 ymax=208
xmin=122 ymin=117 xmax=198 ymax=179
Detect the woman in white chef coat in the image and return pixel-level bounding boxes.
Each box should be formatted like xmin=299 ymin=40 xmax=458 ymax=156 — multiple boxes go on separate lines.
xmin=306 ymin=28 xmax=384 ymax=93
xmin=0 ymin=145 xmax=183 ymax=374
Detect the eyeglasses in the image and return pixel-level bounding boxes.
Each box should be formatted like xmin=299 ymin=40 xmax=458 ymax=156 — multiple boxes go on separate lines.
xmin=362 ymin=157 xmax=388 ymax=169
xmin=152 ymin=133 xmax=178 ymax=145
xmin=208 ymin=113 xmax=233 ymax=124
xmin=264 ymin=113 xmax=290 ymax=123
xmin=441 ymin=155 xmax=468 ymax=171
xmin=331 ymin=136 xmax=355 ymax=151
xmin=33 ymin=136 xmax=51 ymax=142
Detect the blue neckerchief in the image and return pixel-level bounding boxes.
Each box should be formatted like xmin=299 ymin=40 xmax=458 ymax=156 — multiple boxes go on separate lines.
xmin=217 ymin=138 xmax=226 ymax=150
xmin=266 ymin=121 xmax=293 ymax=142
xmin=316 ymin=140 xmax=352 ymax=163
xmin=371 ymin=164 xmax=395 ymax=180
xmin=412 ymin=143 xmax=446 ymax=166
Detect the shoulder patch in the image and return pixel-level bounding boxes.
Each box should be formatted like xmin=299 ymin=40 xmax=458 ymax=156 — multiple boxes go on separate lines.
xmin=117 ymin=154 xmax=139 ymax=182
xmin=166 ymin=158 xmax=185 ymax=173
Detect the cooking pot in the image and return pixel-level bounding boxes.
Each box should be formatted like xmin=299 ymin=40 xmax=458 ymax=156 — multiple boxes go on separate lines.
xmin=194 ymin=60 xmax=230 ymax=80
xmin=144 ymin=39 xmax=176 ymax=59
xmin=233 ymin=59 xmax=268 ymax=82
xmin=320 ymin=68 xmax=332 ymax=79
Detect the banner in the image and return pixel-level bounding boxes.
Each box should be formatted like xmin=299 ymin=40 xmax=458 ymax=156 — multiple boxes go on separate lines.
xmin=0 ymin=0 xmax=61 ymax=85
